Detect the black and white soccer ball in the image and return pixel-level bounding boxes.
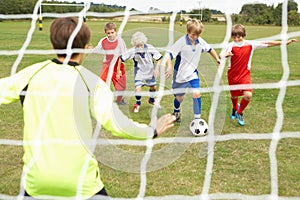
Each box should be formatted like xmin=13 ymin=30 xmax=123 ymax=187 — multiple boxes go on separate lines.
xmin=189 ymin=119 xmax=208 ymax=137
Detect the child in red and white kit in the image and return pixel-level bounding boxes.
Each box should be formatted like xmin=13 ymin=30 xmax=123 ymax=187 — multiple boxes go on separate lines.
xmin=221 ymin=24 xmax=297 ymax=126
xmin=95 ymin=22 xmax=127 ymax=105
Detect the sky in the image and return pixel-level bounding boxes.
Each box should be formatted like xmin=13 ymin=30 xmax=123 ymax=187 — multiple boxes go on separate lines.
xmin=83 ymin=0 xmax=300 ymax=14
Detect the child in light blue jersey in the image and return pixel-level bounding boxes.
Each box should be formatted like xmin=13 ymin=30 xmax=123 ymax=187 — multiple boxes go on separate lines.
xmin=120 ymin=31 xmax=163 ymax=112
xmin=165 ymin=19 xmax=220 ymax=123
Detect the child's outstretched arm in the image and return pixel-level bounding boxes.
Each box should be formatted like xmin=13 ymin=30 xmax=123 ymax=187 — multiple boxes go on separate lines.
xmin=266 ymin=39 xmax=297 ymax=47
xmin=209 ymin=49 xmax=221 ymax=65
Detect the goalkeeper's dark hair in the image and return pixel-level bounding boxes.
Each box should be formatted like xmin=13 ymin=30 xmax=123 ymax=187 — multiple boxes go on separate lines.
xmin=50 ymin=17 xmax=90 ymax=58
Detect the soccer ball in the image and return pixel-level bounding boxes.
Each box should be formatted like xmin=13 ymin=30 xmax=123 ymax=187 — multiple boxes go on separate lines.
xmin=189 ymin=119 xmax=208 ymax=137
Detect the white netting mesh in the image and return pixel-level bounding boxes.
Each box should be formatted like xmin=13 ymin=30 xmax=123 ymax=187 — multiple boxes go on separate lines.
xmin=0 ymin=0 xmax=300 ymax=199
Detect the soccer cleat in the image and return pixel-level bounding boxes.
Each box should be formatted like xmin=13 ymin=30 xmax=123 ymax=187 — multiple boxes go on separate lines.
xmin=148 ymin=98 xmax=155 ymax=105
xmin=230 ymin=103 xmax=240 ymax=120
xmin=173 ymin=112 xmax=181 ymax=123
xmin=235 ymin=112 xmax=245 ymax=126
xmin=116 ymin=99 xmax=128 ymax=105
xmin=230 ymin=108 xmax=236 ymax=120
xmin=133 ymin=104 xmax=140 ymax=113
xmin=148 ymin=98 xmax=161 ymax=109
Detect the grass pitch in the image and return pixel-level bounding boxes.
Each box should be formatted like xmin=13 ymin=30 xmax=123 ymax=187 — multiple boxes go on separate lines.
xmin=0 ymin=19 xmax=299 ymax=198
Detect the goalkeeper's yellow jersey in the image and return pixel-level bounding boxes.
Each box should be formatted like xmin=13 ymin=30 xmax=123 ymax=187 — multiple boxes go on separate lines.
xmin=0 ymin=59 xmax=154 ymax=199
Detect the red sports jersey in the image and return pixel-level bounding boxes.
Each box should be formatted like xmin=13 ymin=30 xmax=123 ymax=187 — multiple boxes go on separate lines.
xmin=225 ymin=40 xmax=268 ymax=96
xmin=96 ymin=36 xmax=127 ymax=91
xmin=101 ymin=37 xmax=124 ymax=68
xmin=227 ymin=40 xmax=268 ymax=83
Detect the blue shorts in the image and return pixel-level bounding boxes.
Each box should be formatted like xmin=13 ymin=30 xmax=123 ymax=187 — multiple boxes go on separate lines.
xmin=135 ymin=76 xmax=156 ymax=87
xmin=172 ymin=78 xmax=200 ymax=96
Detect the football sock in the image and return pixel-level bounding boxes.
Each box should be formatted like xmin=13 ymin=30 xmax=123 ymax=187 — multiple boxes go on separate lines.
xmin=174 ymin=98 xmax=181 ymax=113
xmin=238 ymin=98 xmax=250 ymax=114
xmin=194 ymin=115 xmax=201 ymax=119
xmin=116 ymin=95 xmax=123 ymax=103
xmin=193 ymin=97 xmax=201 ymax=119
xmin=149 ymin=89 xmax=156 ymax=103
xmin=231 ymin=97 xmax=239 ymax=111
xmin=135 ymin=95 xmax=141 ymax=105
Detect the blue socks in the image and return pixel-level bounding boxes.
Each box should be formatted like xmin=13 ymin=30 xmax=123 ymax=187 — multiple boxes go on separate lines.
xmin=193 ymin=97 xmax=201 ymax=119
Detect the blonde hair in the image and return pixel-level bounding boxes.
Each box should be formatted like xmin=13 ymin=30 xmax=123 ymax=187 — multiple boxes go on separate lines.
xmin=186 ymin=19 xmax=204 ymax=35
xmin=131 ymin=31 xmax=148 ymax=46
xmin=231 ymin=24 xmax=246 ymax=37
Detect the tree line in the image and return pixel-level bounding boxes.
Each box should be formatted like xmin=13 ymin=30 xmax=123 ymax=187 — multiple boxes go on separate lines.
xmin=234 ymin=0 xmax=299 ymax=26
xmin=189 ymin=0 xmax=299 ymax=26
xmin=0 ymin=0 xmax=299 ymax=26
xmin=0 ymin=0 xmax=124 ymax=14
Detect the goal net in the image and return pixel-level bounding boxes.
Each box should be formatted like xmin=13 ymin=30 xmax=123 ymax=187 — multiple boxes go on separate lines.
xmin=0 ymin=0 xmax=299 ymax=199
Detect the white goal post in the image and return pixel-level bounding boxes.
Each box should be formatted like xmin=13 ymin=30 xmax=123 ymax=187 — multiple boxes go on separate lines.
xmin=179 ymin=0 xmax=203 ymax=25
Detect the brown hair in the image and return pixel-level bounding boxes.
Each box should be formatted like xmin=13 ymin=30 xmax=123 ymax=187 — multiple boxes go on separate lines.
xmin=104 ymin=22 xmax=117 ymax=32
xmin=186 ymin=19 xmax=203 ymax=35
xmin=231 ymin=24 xmax=246 ymax=37
xmin=50 ymin=17 xmax=90 ymax=58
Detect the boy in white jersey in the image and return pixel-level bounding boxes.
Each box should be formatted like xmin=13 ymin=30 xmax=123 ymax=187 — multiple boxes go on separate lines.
xmin=120 ymin=31 xmax=162 ymax=112
xmin=220 ymin=24 xmax=296 ymax=126
xmin=0 ymin=17 xmax=176 ymax=199
xmin=165 ymin=19 xmax=220 ymax=123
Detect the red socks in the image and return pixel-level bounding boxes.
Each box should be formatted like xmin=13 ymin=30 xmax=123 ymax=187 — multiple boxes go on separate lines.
xmin=116 ymin=96 xmax=123 ymax=103
xmin=231 ymin=97 xmax=239 ymax=111
xmin=231 ymin=97 xmax=250 ymax=114
xmin=238 ymin=98 xmax=250 ymax=114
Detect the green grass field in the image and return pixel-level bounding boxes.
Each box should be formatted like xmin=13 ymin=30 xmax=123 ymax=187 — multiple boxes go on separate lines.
xmin=0 ymin=19 xmax=300 ymax=198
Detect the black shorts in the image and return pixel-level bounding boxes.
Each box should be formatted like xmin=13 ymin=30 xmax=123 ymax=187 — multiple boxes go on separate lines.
xmin=24 ymin=187 xmax=108 ymax=199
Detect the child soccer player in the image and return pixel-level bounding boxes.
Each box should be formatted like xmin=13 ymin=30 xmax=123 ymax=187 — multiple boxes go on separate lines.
xmin=120 ymin=31 xmax=162 ymax=112
xmin=95 ymin=22 xmax=127 ymax=105
xmin=220 ymin=24 xmax=297 ymax=126
xmin=165 ymin=19 xmax=220 ymax=123
xmin=0 ymin=17 xmax=176 ymax=199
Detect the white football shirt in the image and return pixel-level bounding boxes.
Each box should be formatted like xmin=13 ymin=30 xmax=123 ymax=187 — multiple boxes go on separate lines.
xmin=167 ymin=34 xmax=212 ymax=83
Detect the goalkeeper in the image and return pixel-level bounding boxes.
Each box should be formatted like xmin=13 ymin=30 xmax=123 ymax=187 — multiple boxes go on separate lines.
xmin=0 ymin=17 xmax=175 ymax=199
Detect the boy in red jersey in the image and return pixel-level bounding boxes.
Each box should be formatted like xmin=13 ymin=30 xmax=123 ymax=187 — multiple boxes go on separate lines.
xmin=221 ymin=24 xmax=296 ymax=126
xmin=95 ymin=22 xmax=127 ymax=105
